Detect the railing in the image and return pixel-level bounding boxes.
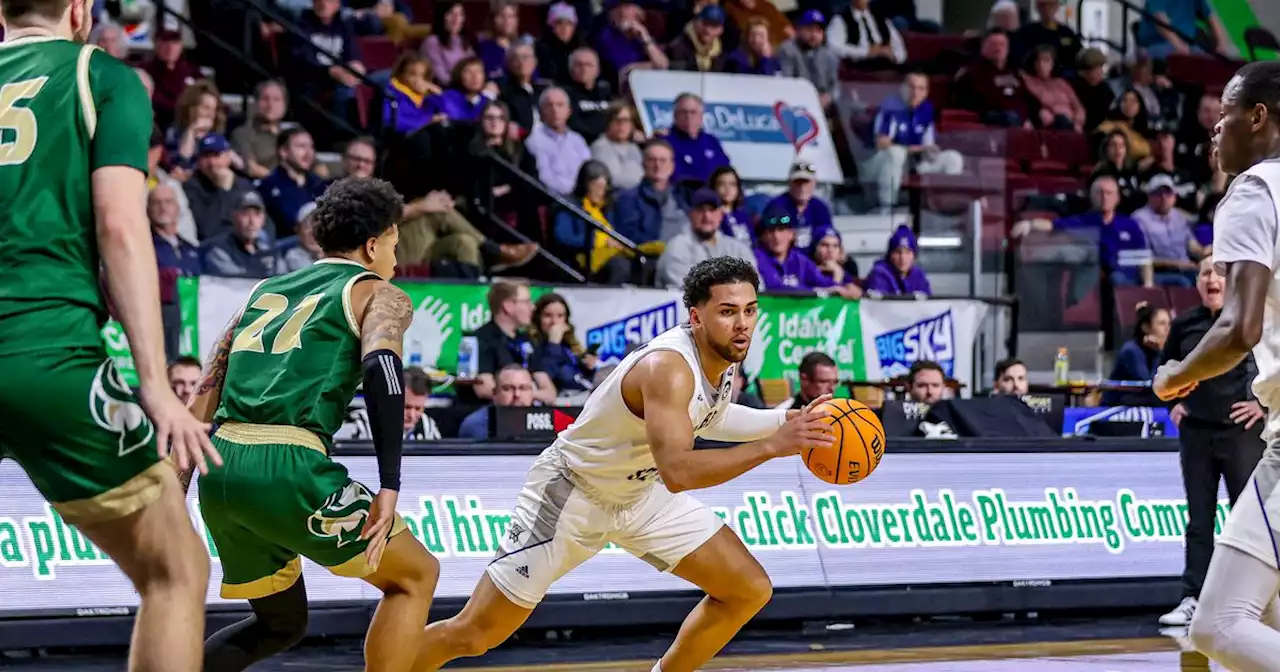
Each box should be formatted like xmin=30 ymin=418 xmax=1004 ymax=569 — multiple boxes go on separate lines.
xmin=478 ymin=151 xmax=649 ymax=284
xmin=156 ymin=3 xmax=370 ymax=140
xmin=1075 ymin=0 xmax=1240 ymax=62
xmin=171 ymin=0 xmax=398 ymax=144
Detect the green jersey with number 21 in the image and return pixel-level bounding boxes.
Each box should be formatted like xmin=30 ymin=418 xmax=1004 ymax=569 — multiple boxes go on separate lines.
xmin=215 ymin=259 xmax=383 ymax=449
xmin=0 ymin=37 xmax=153 ymax=356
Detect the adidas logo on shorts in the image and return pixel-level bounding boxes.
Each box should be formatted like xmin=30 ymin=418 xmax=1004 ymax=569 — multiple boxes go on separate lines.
xmin=516 ymin=565 xmax=530 ymax=578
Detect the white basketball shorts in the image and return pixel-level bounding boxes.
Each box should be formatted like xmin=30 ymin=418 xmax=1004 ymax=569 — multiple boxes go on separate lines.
xmin=486 ymin=447 xmax=725 ymax=609
xmin=1218 ymin=420 xmax=1280 ymax=570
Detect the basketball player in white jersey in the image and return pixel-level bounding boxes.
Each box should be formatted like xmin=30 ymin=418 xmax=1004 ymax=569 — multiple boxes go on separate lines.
xmin=1154 ymin=60 xmax=1280 ymax=672
xmin=412 ymin=257 xmax=836 ymax=671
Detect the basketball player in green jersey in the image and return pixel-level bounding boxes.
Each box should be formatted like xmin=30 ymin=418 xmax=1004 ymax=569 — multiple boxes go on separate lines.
xmin=187 ymin=177 xmax=440 ymax=672
xmin=0 ymin=0 xmax=221 ymax=670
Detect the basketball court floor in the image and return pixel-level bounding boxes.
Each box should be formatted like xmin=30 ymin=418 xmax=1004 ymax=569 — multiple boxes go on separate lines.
xmin=1 ymin=625 xmax=1223 ymax=670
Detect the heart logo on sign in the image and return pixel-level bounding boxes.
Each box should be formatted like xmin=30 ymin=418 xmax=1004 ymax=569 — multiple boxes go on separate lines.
xmin=773 ymin=102 xmax=820 ymax=151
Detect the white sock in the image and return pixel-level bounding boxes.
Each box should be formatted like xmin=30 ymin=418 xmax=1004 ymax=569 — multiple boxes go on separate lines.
xmin=651 ymin=662 xmax=662 ymax=672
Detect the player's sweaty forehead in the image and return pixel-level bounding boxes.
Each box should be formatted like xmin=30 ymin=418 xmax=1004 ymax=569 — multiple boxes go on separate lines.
xmin=703 ymin=282 xmax=758 ymax=310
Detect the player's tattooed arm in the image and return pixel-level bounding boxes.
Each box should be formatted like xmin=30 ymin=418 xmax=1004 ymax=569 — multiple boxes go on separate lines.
xmin=189 ymin=315 xmax=237 ymax=424
xmin=360 ymin=282 xmax=413 ymax=357
xmin=173 ymin=316 xmax=235 ymax=492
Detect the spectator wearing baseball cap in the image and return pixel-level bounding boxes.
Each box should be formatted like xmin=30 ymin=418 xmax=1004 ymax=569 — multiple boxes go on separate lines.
xmin=143 ymin=29 xmax=202 ymax=130
xmin=778 ymin=10 xmax=840 ymax=108
xmin=723 ymin=17 xmax=781 ymax=76
xmin=1070 ymin=47 xmax=1114 ymax=133
xmin=762 ymin=161 xmax=835 ymax=252
xmin=753 ymin=207 xmax=859 ymax=297
xmin=667 ymin=4 xmax=729 ymax=73
xmin=862 ymin=225 xmax=933 ymax=297
xmin=202 ymin=191 xmax=279 ymax=279
xmin=184 ymin=133 xmax=261 ymax=242
xmin=536 ymin=3 xmax=586 ymax=86
xmin=656 ymin=188 xmax=757 ymax=288
xmin=1133 ymin=174 xmax=1196 ymax=287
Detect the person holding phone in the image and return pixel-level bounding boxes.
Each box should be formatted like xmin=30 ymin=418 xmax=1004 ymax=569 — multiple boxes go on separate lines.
xmin=528 ymin=292 xmax=599 ymax=396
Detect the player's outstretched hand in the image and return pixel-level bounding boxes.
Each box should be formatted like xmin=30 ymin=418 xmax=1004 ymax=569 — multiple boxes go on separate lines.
xmin=772 ymin=395 xmax=836 ymax=457
xmin=140 ymin=385 xmax=221 ymax=475
xmin=361 ymin=489 xmax=400 ymax=565
xmin=1153 ymin=361 xmax=1198 ymax=401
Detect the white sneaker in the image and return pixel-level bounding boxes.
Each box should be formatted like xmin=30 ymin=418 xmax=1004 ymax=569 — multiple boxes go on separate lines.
xmin=1159 ymin=597 xmax=1198 ymax=626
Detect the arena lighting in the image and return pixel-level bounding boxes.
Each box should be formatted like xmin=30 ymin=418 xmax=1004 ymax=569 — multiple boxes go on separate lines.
xmin=916 ymin=235 xmax=964 ymax=248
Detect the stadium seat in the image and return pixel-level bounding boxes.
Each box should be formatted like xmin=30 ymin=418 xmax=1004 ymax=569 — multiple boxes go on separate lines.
xmin=1060 ymin=275 xmax=1102 ymax=330
xmin=1037 ymin=130 xmax=1091 ymax=176
xmin=358 ymin=36 xmax=400 ymax=72
xmin=902 ymin=32 xmax=968 ymax=71
xmin=1167 ymin=286 xmax=1201 ymax=315
xmin=1166 ymin=54 xmax=1242 ymax=92
xmin=643 ymin=10 xmax=666 ymax=43
xmin=940 ymin=108 xmax=979 ymax=125
xmin=1115 ymin=286 xmax=1170 ymax=334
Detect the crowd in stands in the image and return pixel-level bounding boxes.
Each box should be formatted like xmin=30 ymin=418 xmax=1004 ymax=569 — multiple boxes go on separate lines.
xmin=87 ymin=0 xmax=1269 ymax=400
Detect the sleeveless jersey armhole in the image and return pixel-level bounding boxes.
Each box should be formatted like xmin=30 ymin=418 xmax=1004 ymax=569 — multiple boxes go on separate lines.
xmin=76 ymin=44 xmax=101 ymax=140
xmin=341 ymin=272 xmax=383 ymax=337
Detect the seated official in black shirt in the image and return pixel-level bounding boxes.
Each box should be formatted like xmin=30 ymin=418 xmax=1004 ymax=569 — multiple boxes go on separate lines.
xmin=782 ymin=352 xmax=839 ymax=409
xmin=1156 ymin=255 xmax=1266 ymax=628
xmin=469 ymin=279 xmax=556 ymax=405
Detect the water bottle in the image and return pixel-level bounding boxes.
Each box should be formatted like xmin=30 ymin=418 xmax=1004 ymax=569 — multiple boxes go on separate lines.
xmin=1054 ymin=347 xmax=1070 ymax=386
xmin=457 ymin=336 xmax=479 ymax=380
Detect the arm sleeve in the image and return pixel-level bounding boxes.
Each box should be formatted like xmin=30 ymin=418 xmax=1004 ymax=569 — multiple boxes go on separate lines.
xmin=699 ymin=404 xmax=788 ymax=443
xmin=1213 ymin=175 xmax=1278 ymax=273
xmin=887 ymin=20 xmax=907 ymax=63
xmin=89 ymin=50 xmax=153 ymax=173
xmin=827 ymin=16 xmax=864 ymax=60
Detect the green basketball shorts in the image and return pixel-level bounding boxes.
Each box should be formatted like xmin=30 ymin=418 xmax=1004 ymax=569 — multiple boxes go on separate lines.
xmin=0 ymin=350 xmax=166 ymax=526
xmin=199 ymin=422 xmax=407 ymax=599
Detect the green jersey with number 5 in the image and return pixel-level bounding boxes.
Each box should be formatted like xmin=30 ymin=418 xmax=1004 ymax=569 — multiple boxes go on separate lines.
xmin=0 ymin=37 xmax=153 ymax=356
xmin=215 ymin=259 xmax=381 ymax=447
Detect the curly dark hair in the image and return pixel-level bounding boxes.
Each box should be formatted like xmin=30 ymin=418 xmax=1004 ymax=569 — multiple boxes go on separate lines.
xmin=682 ymin=257 xmax=760 ymax=309
xmin=311 ymin=178 xmax=405 ymax=254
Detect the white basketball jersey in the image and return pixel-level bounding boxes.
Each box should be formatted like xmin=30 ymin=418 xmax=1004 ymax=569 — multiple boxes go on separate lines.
xmin=1226 ymin=160 xmax=1280 ymax=411
xmin=554 ymin=325 xmax=735 ymax=504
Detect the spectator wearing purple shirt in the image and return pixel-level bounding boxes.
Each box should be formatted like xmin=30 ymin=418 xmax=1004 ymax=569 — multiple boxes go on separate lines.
xmin=592 ymin=0 xmax=669 ymax=89
xmin=754 ymin=210 xmax=860 ymax=297
xmin=711 ymin=166 xmax=754 ymax=245
xmin=385 ymin=52 xmax=446 ymax=135
xmin=1012 ymin=175 xmax=1155 ymax=287
xmin=762 ymin=161 xmax=834 ymax=251
xmin=722 ymin=18 xmax=781 ymax=76
xmin=665 ymin=93 xmax=732 ymax=186
xmin=420 ymin=2 xmax=476 ymax=86
xmin=863 ymin=225 xmax=933 ymax=296
xmin=430 ymin=57 xmax=498 ymax=123
xmin=476 ymin=2 xmax=530 ymax=80
xmin=525 ymin=87 xmax=593 ymax=194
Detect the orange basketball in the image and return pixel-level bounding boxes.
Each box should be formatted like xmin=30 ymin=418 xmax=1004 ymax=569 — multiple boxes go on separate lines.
xmin=802 ymin=399 xmax=885 ymax=485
